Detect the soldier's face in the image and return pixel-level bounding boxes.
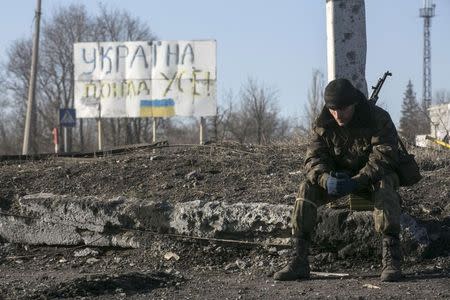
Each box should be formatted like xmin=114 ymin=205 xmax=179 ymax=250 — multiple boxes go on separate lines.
xmin=328 ymin=104 xmax=356 ymax=126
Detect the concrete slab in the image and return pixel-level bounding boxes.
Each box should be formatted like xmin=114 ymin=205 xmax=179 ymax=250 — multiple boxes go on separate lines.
xmin=0 ymin=193 xmax=433 ymax=259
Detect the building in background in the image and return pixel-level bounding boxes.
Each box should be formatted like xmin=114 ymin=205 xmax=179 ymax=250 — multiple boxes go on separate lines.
xmin=416 ymin=103 xmax=450 ymax=147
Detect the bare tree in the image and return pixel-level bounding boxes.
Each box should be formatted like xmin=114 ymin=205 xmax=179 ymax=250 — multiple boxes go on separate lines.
xmin=3 ymin=38 xmax=38 ymax=153
xmin=304 ymin=69 xmax=325 ymax=132
xmin=2 ymin=3 xmax=156 ymax=154
xmin=0 ymin=70 xmax=16 ymax=154
xmin=4 ymin=4 xmax=94 ymax=153
xmin=435 ymin=89 xmax=450 ymax=105
xmin=225 ymin=77 xmax=285 ymax=144
xmin=209 ymin=89 xmax=235 ymax=143
xmin=41 ymin=5 xmax=95 ymax=152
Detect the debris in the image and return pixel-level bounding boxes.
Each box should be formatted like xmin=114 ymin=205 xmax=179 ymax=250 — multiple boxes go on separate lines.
xmin=164 ymin=252 xmax=180 ymax=261
xmin=283 ymin=194 xmax=296 ymax=200
xmin=314 ymin=252 xmax=337 ymax=264
xmin=86 ymin=258 xmax=100 ymax=264
xmin=443 ymin=203 xmax=450 ymax=217
xmin=363 ymin=283 xmax=381 ymax=289
xmin=185 ymin=170 xmax=203 ymax=180
xmin=74 ymin=248 xmax=99 ymax=257
xmin=164 ymin=268 xmax=181 ymax=275
xmin=267 ymin=247 xmax=278 ymax=254
xmin=311 ymin=271 xmax=349 ymax=277
xmin=277 ymin=249 xmax=290 ymax=256
xmin=400 ymin=213 xmax=430 ymax=256
xmin=58 ymin=258 xmax=67 ymax=263
xmin=160 ymin=183 xmax=173 ymax=190
xmin=224 ymin=262 xmax=238 ymax=271
xmin=235 ymin=259 xmax=248 ymax=270
xmin=288 ymin=170 xmax=302 ymax=175
xmin=419 ymin=204 xmax=431 ymax=214
xmin=186 ymin=170 xmax=198 ymax=180
xmin=338 ymin=244 xmax=355 ymax=259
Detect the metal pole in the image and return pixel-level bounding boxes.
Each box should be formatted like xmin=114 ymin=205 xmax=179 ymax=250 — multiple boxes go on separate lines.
xmin=152 ymin=118 xmax=157 ymax=143
xmin=199 ymin=117 xmax=208 ymax=144
xmin=22 ymin=0 xmax=42 ymax=155
xmin=97 ymin=119 xmax=102 ymax=151
xmin=97 ymin=103 xmax=102 ymax=151
xmin=63 ymin=127 xmax=68 ymax=153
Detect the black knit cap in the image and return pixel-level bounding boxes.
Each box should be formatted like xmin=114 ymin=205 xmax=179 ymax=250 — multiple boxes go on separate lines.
xmin=324 ymin=78 xmax=362 ymax=109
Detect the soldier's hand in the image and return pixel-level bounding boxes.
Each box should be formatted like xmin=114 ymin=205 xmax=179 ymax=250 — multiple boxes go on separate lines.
xmin=326 ymin=172 xmax=341 ymax=196
xmin=326 ymin=172 xmax=358 ymax=197
xmin=337 ymin=177 xmax=358 ymax=196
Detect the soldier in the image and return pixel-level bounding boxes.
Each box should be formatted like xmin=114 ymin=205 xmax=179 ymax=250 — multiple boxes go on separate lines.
xmin=274 ymin=78 xmax=402 ymax=282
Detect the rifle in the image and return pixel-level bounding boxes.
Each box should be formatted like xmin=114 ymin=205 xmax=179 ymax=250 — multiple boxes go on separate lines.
xmin=369 ymin=71 xmax=392 ymax=104
xmin=368 ymin=71 xmax=422 ymax=186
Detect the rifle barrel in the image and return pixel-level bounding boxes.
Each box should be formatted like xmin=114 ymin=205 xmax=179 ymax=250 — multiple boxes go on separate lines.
xmin=369 ymin=71 xmax=392 ymax=104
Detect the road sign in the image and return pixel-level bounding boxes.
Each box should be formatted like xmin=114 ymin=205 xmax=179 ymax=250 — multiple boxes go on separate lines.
xmin=59 ymin=108 xmax=76 ymax=127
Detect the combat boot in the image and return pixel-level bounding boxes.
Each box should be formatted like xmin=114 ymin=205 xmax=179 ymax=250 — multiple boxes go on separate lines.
xmin=380 ymin=234 xmax=402 ymax=282
xmin=273 ymin=237 xmax=310 ymax=281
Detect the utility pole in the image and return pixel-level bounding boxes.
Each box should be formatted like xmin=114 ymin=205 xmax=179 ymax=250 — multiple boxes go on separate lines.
xmin=22 ymin=0 xmax=42 ymax=155
xmin=325 ymin=0 xmax=368 ymax=96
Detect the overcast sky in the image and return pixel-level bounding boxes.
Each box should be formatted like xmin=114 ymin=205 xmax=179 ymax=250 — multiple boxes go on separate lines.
xmin=1 ymin=0 xmax=449 ymax=125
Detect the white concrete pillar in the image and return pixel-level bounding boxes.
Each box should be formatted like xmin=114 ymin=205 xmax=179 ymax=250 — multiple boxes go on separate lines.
xmin=326 ymin=0 xmax=368 ymax=96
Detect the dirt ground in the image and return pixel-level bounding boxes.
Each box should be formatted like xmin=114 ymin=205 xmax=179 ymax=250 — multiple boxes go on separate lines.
xmin=0 ymin=141 xmax=449 ymax=299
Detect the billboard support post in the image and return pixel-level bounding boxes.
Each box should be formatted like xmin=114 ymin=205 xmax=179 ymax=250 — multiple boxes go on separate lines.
xmin=97 ymin=104 xmax=102 ymax=151
xmin=199 ymin=117 xmax=208 ymax=145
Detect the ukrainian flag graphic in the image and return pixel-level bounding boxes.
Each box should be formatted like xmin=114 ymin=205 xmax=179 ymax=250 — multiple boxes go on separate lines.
xmin=140 ymin=99 xmax=175 ymax=117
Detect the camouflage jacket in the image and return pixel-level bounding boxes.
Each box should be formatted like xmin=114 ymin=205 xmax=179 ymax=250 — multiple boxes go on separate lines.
xmin=305 ymin=97 xmax=399 ymax=189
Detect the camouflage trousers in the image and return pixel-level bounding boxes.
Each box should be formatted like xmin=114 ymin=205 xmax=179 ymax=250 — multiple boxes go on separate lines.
xmin=291 ymin=173 xmax=401 ymax=240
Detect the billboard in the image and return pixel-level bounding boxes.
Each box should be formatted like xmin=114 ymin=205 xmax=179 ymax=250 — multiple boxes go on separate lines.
xmin=74 ymin=40 xmax=216 ymax=118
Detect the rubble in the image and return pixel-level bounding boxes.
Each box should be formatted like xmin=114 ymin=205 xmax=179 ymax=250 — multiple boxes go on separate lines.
xmin=0 ymin=144 xmax=448 ymax=298
xmin=74 ymin=248 xmax=100 ymax=257
xmin=0 ymin=193 xmax=445 ymax=262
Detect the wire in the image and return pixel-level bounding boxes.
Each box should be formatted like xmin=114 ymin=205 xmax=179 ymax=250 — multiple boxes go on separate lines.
xmin=0 ymin=209 xmax=291 ymax=262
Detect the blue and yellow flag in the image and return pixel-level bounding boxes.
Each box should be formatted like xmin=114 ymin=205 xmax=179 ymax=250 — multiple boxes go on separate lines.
xmin=140 ymin=99 xmax=175 ymax=117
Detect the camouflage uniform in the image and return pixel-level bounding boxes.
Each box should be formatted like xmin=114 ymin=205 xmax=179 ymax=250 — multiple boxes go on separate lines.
xmin=292 ymin=96 xmax=401 ymax=240
xmin=274 ymin=78 xmax=402 ymax=282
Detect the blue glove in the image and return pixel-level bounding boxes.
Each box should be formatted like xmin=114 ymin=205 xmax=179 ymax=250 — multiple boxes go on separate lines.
xmin=326 ymin=172 xmax=358 ymax=197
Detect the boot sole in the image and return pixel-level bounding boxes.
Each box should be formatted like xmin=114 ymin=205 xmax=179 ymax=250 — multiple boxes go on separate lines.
xmin=380 ymin=273 xmax=402 ymax=282
xmin=273 ymin=273 xmax=310 ymax=281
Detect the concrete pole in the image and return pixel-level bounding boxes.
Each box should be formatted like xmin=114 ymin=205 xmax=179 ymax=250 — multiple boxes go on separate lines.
xmin=326 ymin=0 xmax=368 ymax=97
xmin=22 ymin=0 xmax=42 ymax=155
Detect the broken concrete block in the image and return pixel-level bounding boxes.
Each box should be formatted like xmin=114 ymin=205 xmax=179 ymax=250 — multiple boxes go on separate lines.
xmin=0 ymin=193 xmax=441 ymax=261
xmin=169 ymin=200 xmax=292 ymax=239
